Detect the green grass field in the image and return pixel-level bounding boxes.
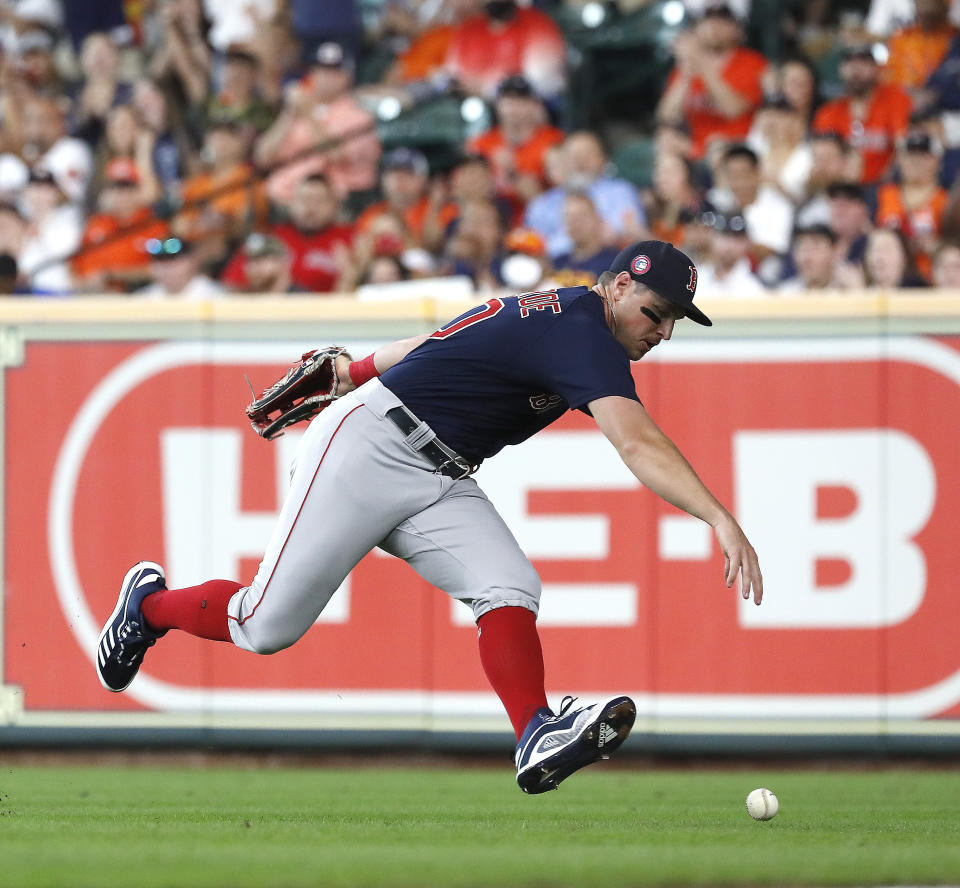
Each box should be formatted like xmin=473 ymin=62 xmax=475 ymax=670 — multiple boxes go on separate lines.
xmin=0 ymin=763 xmax=958 ymax=887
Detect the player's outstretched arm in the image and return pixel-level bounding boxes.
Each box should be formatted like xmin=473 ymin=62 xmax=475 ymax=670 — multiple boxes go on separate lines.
xmin=335 ymin=333 xmax=431 ymax=393
xmin=590 ymin=395 xmax=763 ymax=605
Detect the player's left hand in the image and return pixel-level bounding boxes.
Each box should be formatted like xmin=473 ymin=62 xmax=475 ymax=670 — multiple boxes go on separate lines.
xmin=713 ymin=514 xmax=763 ymax=605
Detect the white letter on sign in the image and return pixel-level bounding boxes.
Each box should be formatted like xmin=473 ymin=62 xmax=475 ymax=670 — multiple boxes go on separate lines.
xmin=734 ymin=430 xmax=935 ymax=629
xmin=452 ymin=431 xmax=641 ymax=627
xmin=160 ymin=429 xmax=349 ymax=622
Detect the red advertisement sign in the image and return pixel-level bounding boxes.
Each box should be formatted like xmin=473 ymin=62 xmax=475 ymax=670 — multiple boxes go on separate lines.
xmin=3 ymin=335 xmax=959 ymax=723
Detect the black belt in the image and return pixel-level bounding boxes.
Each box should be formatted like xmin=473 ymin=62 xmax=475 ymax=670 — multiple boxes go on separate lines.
xmin=385 ymin=406 xmax=476 ymax=480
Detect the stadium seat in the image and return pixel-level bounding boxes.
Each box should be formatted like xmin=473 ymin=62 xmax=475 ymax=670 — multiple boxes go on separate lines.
xmin=376 ymin=95 xmax=468 ymax=172
xmin=610 ymin=136 xmax=657 ymax=189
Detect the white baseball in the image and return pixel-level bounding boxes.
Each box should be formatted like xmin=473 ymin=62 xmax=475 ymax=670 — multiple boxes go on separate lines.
xmin=745 ymin=787 xmax=779 ymax=821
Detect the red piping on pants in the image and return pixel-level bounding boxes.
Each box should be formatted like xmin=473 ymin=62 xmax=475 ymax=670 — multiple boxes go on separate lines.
xmin=230 ymin=404 xmax=363 ymax=627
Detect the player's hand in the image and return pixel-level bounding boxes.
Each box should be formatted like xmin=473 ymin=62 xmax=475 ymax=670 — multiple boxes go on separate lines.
xmin=713 ymin=514 xmax=763 ymax=605
xmin=334 ymin=352 xmax=355 ymax=394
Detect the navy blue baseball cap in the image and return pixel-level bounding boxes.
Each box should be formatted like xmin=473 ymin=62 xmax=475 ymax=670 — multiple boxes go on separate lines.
xmin=608 ymin=240 xmax=711 ymax=327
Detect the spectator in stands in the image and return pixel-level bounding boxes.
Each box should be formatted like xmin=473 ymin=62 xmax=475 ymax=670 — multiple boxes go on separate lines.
xmin=827 ymin=182 xmax=873 ymax=289
xmin=19 ymin=168 xmax=83 ymax=294
xmin=176 ymin=119 xmax=268 ymax=254
xmin=747 ymin=93 xmax=813 ymax=203
xmin=0 ymin=155 xmax=28 ymax=203
xmin=550 ymin=192 xmax=621 ymax=288
xmin=242 ymin=3 xmax=301 ymax=105
xmin=256 ymin=41 xmax=381 ymax=204
xmin=931 ymin=240 xmax=960 ymax=286
xmin=223 ymin=174 xmax=354 ymax=293
xmin=563 ymin=131 xmax=648 ymax=244
xmin=20 ymin=95 xmax=93 ymax=206
xmin=521 ymin=130 xmax=644 ymax=258
xmin=444 ymin=197 xmax=507 ymax=290
xmin=131 ymin=78 xmax=192 ymax=194
xmin=0 ymin=203 xmax=25 ymax=272
xmin=695 ymin=211 xmax=767 ymax=296
xmin=91 ymin=104 xmax=162 ymax=209
xmin=499 ymin=226 xmax=549 ymax=290
xmin=883 ymin=0 xmax=957 ymax=94
xmin=920 ymin=29 xmax=960 ymax=114
xmin=72 ymin=32 xmax=131 ymax=147
xmin=233 ymin=232 xmax=301 ymax=294
xmin=657 ymin=4 xmax=768 ymax=161
xmin=522 ymin=144 xmax=571 ymax=257
xmin=137 ymin=236 xmax=224 ymax=298
xmin=779 ymin=224 xmax=841 ymax=291
xmin=424 ymin=152 xmax=511 ymax=254
xmin=0 ymin=253 xmax=19 ymax=295
xmin=356 ymin=147 xmax=455 ymax=246
xmin=205 ymin=46 xmax=275 ymax=140
xmin=444 ymin=0 xmax=566 ymax=100
xmin=813 ymin=45 xmax=913 ymax=184
xmin=860 ymin=225 xmax=929 ymax=287
xmin=288 ymin=0 xmax=362 ymax=59
xmin=644 ymin=152 xmax=704 ymax=247
xmin=795 ymin=131 xmax=858 ymax=227
xmin=62 ymin=1 xmax=126 ymax=53
xmin=362 ymin=253 xmax=409 ymax=285
xmin=654 ymin=119 xmax=695 ymax=163
xmin=202 ymin=0 xmax=279 ymax=54
xmin=384 ymin=0 xmax=475 ymax=88
xmin=147 ymin=0 xmax=211 ymax=107
xmin=348 ymin=217 xmax=427 ymax=288
xmin=711 ymin=143 xmax=794 ymax=282
xmin=778 ymin=55 xmax=819 ymax=125
xmin=467 ymin=74 xmax=564 ymax=205
xmin=10 ymin=28 xmax=61 ymax=96
xmin=73 ymin=158 xmax=170 ymax=292
xmin=876 ymin=130 xmax=947 ymax=279
xmin=0 ymin=0 xmax=62 ymax=55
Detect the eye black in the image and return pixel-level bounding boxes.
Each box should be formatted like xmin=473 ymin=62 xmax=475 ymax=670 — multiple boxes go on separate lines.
xmin=641 ymin=306 xmax=663 ymax=325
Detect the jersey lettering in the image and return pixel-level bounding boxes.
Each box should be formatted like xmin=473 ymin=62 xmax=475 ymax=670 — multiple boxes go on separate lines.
xmin=517 ymin=290 xmax=561 ymax=318
xmin=430 ymin=298 xmax=505 ymax=339
xmin=529 ymin=393 xmax=564 ymax=412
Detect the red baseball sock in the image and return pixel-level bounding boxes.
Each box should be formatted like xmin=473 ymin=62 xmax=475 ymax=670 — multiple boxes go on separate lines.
xmin=141 ymin=579 xmax=240 ymax=642
xmin=477 ymin=606 xmax=549 ymax=740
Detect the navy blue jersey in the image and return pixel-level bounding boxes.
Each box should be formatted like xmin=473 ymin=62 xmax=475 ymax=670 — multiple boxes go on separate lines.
xmin=380 ymin=286 xmax=639 ymax=464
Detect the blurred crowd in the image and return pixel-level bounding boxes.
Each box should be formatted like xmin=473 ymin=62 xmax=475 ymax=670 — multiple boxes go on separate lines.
xmin=1 ymin=0 xmax=960 ymax=298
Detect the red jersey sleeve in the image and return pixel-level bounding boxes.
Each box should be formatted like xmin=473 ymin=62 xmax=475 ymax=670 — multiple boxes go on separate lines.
xmin=813 ymin=101 xmax=846 ymax=134
xmin=219 ymin=248 xmax=248 ymax=288
xmin=725 ymin=49 xmax=768 ymax=105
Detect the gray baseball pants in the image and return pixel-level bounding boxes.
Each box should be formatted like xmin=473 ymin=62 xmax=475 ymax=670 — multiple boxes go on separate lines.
xmin=227 ymin=379 xmax=541 ymax=654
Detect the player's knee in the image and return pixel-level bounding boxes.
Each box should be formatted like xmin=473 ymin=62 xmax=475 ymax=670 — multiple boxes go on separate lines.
xmin=240 ymin=620 xmax=303 ymax=655
xmin=471 ymin=571 xmax=542 ymax=620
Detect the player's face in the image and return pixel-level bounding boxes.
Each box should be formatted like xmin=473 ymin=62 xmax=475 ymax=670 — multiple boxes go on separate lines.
xmin=611 ymin=278 xmax=682 ymax=360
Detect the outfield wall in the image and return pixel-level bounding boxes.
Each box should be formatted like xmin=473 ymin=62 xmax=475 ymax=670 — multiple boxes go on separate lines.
xmin=2 ymin=291 xmax=960 ymax=754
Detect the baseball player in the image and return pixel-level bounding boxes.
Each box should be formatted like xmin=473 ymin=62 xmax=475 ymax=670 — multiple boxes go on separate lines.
xmin=96 ymin=240 xmax=763 ymax=794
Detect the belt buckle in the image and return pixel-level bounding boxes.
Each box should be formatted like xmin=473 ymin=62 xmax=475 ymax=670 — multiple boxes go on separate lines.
xmin=436 ymin=456 xmax=473 ymax=480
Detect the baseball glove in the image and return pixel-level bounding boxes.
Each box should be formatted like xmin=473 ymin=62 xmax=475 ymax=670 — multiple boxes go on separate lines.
xmin=245 ymin=346 xmax=350 ymax=440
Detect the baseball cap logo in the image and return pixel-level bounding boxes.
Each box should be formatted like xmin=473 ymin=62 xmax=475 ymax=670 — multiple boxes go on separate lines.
xmin=631 ymin=255 xmax=650 ymax=275
xmin=687 ymin=266 xmax=697 ymax=293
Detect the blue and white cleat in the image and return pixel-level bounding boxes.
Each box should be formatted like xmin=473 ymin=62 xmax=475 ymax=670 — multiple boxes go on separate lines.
xmin=95 ymin=561 xmax=167 ymax=693
xmin=515 ymin=695 xmax=636 ymax=794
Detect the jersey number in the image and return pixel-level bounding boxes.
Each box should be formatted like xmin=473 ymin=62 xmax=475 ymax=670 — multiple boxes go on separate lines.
xmin=430 ymin=298 xmax=505 ymax=339
xmin=430 ymin=290 xmax=561 ymax=340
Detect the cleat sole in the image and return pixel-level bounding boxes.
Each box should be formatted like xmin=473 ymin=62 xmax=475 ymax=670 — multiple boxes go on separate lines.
xmin=517 ymin=696 xmax=636 ymax=795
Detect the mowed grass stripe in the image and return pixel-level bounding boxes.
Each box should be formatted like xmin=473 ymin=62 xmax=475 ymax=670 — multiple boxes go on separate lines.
xmin=0 ymin=766 xmax=958 ymax=887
